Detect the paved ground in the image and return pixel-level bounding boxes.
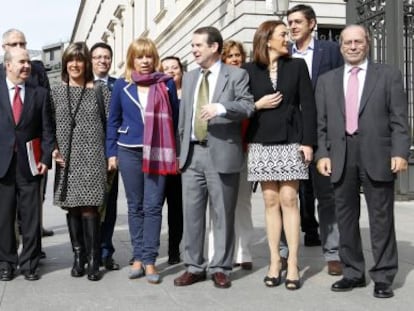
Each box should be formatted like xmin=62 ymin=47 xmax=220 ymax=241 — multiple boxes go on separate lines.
xmin=0 ymin=174 xmax=413 ymax=311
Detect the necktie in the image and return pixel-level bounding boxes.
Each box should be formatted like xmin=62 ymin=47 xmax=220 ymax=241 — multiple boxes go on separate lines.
xmin=13 ymin=86 xmax=23 ymax=124
xmin=345 ymin=67 xmax=361 ymax=135
xmin=194 ymin=70 xmax=210 ymax=141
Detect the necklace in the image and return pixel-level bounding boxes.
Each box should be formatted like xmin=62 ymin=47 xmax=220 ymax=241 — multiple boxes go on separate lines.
xmin=269 ymin=61 xmax=278 ymax=90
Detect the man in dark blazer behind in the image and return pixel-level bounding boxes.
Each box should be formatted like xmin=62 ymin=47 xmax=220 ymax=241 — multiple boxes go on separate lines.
xmin=0 ymin=48 xmax=54 ymax=281
xmin=279 ymin=4 xmax=343 ymax=276
xmin=174 ymin=26 xmax=254 ymax=288
xmin=90 ymin=42 xmax=119 ymax=271
xmin=315 ymin=25 xmax=410 ymax=298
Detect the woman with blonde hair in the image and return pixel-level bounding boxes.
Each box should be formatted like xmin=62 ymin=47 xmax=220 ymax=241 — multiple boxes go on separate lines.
xmin=107 ymin=37 xmax=179 ymax=283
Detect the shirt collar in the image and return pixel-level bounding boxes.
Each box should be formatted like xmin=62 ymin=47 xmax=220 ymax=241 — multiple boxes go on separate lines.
xmin=200 ymin=60 xmax=221 ymax=76
xmin=94 ymin=74 xmax=109 ymax=84
xmin=292 ymin=37 xmax=315 ymax=55
xmin=344 ymin=58 xmax=368 ymax=73
xmin=6 ymin=78 xmax=25 ymax=90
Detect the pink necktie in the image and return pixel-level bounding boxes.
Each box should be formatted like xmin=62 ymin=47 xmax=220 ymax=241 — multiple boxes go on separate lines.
xmin=345 ymin=67 xmax=361 ymax=135
xmin=13 ymin=86 xmax=23 ymax=124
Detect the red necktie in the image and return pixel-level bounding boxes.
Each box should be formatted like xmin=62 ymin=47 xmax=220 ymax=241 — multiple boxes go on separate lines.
xmin=13 ymin=86 xmax=23 ymax=124
xmin=345 ymin=67 xmax=361 ymax=135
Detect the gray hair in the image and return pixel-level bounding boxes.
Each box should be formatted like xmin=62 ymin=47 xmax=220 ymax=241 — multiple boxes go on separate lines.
xmin=339 ymin=24 xmax=371 ymax=46
xmin=2 ymin=28 xmax=26 ymax=45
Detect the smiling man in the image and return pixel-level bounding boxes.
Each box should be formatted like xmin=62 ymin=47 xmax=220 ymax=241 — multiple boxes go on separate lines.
xmin=90 ymin=42 xmax=119 ymax=272
xmin=174 ymin=26 xmax=254 ymax=289
xmin=0 ymin=48 xmax=54 ymax=281
xmin=315 ymin=24 xmax=410 ymax=298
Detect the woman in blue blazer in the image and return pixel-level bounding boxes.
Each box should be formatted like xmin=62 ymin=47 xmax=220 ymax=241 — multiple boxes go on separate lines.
xmin=106 ymin=37 xmax=179 ymax=284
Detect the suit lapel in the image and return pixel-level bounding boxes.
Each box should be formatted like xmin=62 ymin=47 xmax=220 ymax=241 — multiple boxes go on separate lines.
xmin=19 ymin=84 xmax=36 ymax=127
xmin=359 ymin=62 xmax=377 ymax=114
xmin=123 ymin=82 xmax=142 ymax=110
xmin=334 ymin=67 xmax=346 ymax=117
xmin=312 ymin=40 xmax=323 ymax=87
xmin=212 ymin=65 xmax=229 ymax=102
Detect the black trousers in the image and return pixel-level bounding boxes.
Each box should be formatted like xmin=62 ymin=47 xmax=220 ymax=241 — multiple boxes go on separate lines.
xmin=0 ymin=154 xmax=41 ymax=271
xmin=165 ymin=174 xmax=183 ymax=257
xmin=299 ymin=164 xmax=319 ymax=234
xmin=333 ymin=134 xmax=397 ymax=284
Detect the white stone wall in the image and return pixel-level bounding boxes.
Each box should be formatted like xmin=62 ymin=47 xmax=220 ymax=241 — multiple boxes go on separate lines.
xmin=71 ymin=0 xmax=345 ymax=76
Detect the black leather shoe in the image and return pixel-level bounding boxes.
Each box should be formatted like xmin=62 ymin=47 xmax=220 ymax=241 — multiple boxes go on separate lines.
xmin=331 ymin=277 xmax=366 ymax=292
xmin=42 ymin=228 xmax=54 ymax=237
xmin=0 ymin=268 xmax=14 ymax=281
xmin=40 ymin=251 xmax=46 ymax=259
xmin=24 ymin=270 xmax=40 ymax=281
xmin=102 ymin=257 xmax=120 ymax=270
xmin=374 ymin=283 xmax=394 ymax=298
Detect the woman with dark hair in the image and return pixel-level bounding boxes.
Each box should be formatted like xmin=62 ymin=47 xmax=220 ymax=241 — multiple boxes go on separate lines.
xmin=243 ymin=20 xmax=316 ymax=290
xmin=51 ymin=42 xmax=111 ymax=281
xmin=160 ymin=56 xmax=184 ymax=265
xmin=107 ymin=38 xmax=179 ymax=283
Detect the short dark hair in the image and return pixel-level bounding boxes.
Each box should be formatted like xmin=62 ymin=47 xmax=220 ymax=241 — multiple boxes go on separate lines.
xmin=287 ymin=4 xmax=317 ymax=31
xmin=61 ymin=42 xmax=94 ymax=83
xmin=194 ymin=26 xmax=223 ymax=54
xmin=161 ymin=56 xmax=184 ymax=73
xmin=253 ymin=20 xmax=286 ymax=66
xmin=90 ymin=42 xmax=113 ymax=59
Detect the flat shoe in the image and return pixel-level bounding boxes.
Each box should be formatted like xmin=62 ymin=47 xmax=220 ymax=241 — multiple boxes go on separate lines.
xmin=128 ymin=266 xmax=144 ymax=279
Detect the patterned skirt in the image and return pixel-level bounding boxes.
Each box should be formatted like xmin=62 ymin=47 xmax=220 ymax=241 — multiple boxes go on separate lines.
xmin=247 ymin=143 xmax=308 ymax=182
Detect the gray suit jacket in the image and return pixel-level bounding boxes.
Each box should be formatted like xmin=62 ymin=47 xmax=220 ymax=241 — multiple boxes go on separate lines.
xmin=178 ymin=63 xmax=254 ymax=173
xmin=315 ymin=62 xmax=410 ymax=183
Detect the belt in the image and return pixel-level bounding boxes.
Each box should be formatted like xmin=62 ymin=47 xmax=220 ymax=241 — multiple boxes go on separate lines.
xmin=191 ymin=140 xmax=208 ymax=146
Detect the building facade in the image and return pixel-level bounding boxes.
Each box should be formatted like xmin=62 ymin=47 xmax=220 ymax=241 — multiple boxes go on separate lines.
xmin=71 ymin=0 xmax=346 ymax=76
xmin=42 ymin=42 xmax=68 ymax=88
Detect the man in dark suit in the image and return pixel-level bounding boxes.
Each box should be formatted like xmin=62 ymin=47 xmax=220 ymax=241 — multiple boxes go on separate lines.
xmin=173 ymin=26 xmax=254 ymax=288
xmin=90 ymin=42 xmax=119 ymax=271
xmin=279 ymin=4 xmax=343 ymax=276
xmin=1 ymin=29 xmax=54 ymax=248
xmin=0 ymin=48 xmax=54 ymax=281
xmin=315 ymin=24 xmax=410 ymax=298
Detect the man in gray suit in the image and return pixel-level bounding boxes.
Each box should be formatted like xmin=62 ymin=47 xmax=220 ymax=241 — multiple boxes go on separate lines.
xmin=173 ymin=26 xmax=254 ymax=288
xmin=315 ymin=25 xmax=410 ymax=298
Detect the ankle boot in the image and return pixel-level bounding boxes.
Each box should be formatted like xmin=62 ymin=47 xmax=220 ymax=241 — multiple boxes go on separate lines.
xmin=66 ymin=214 xmax=86 ymax=277
xmin=82 ymin=215 xmax=101 ymax=281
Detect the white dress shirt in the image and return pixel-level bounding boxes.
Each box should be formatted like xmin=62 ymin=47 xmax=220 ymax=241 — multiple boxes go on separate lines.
xmin=343 ymin=59 xmax=368 ymax=109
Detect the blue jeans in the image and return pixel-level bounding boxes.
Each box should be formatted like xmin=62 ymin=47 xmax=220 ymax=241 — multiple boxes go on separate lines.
xmin=118 ymin=146 xmax=166 ymax=265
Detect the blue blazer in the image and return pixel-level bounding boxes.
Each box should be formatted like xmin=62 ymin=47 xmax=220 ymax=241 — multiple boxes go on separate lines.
xmin=106 ymin=77 xmax=179 ymax=158
xmin=290 ymin=39 xmax=343 ymax=90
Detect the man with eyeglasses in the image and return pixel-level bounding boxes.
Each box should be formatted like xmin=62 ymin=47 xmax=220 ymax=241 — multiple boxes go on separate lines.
xmin=89 ymin=42 xmax=120 ymax=271
xmin=315 ymin=24 xmax=410 ymax=298
xmin=1 ymin=28 xmax=54 ymax=257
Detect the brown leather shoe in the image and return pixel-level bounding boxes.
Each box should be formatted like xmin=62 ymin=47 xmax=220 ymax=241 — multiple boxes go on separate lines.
xmin=174 ymin=271 xmax=206 ymax=286
xmin=327 ymin=260 xmax=343 ymax=276
xmin=212 ymin=272 xmax=231 ymax=288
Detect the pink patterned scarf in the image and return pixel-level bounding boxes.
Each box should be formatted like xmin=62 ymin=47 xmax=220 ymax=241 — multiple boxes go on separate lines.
xmin=132 ymin=71 xmax=177 ymax=175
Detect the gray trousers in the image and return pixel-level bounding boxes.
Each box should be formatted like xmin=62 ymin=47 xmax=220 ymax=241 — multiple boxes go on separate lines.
xmin=181 ymin=144 xmax=239 ymax=275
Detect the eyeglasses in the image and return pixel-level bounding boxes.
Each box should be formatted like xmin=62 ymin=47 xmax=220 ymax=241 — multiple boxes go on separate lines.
xmin=92 ymin=55 xmax=111 ymax=60
xmin=5 ymin=42 xmax=27 ymax=47
xmin=342 ymin=40 xmax=366 ymax=48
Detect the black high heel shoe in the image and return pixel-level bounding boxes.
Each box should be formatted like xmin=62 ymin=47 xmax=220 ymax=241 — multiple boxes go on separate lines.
xmin=264 ymin=268 xmax=282 ymax=287
xmin=285 ymin=266 xmax=301 ymax=290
